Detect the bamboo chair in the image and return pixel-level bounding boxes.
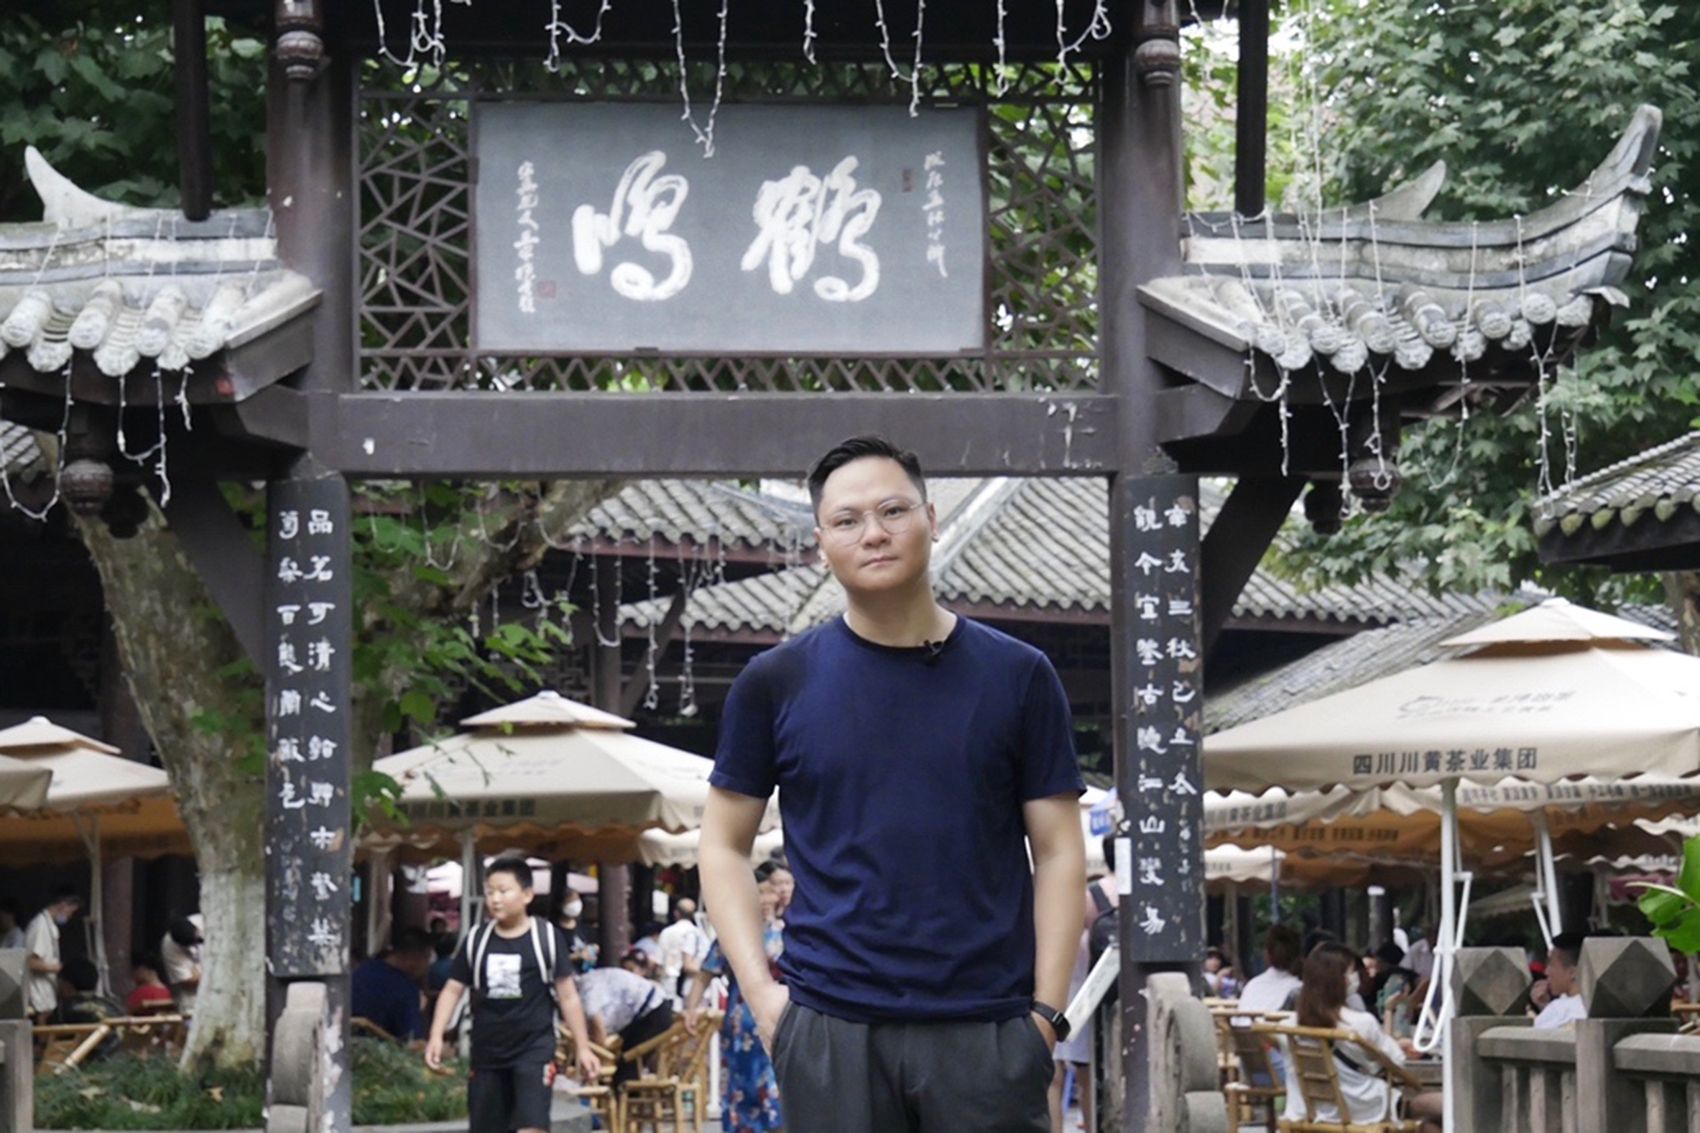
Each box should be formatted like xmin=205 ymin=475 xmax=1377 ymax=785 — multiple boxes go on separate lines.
xmin=558 ymin=1032 xmax=624 ymax=1132
xmin=36 ymin=1014 xmax=188 ymax=1072
xmin=351 ymin=1017 xmax=400 ymax=1043
xmin=620 ymin=1014 xmax=721 ymax=1133
xmin=1220 ymin=1016 xmax=1283 ymax=1133
xmin=1252 ymin=1023 xmax=1424 ymax=1133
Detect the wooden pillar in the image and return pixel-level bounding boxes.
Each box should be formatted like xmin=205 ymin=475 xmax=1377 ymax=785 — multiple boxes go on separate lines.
xmin=265 ymin=4 xmax=355 ymax=1128
xmin=1101 ymin=7 xmax=1196 ymax=1125
xmin=1234 ymin=0 xmax=1269 ymax=218
xmin=172 ymin=0 xmax=212 ymax=219
xmin=593 ymin=582 xmax=632 ymax=965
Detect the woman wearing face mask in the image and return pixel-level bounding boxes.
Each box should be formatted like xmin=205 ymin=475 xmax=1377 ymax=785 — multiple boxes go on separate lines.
xmin=1282 ymin=942 xmax=1444 ymax=1133
xmin=557 ymin=895 xmax=595 ymax=972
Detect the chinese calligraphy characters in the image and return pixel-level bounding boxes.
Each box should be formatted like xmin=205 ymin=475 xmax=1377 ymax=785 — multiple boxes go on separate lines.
xmin=742 ymin=157 xmax=882 ymax=302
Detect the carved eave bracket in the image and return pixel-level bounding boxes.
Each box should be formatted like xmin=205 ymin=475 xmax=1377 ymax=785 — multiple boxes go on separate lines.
xmin=1145 ymin=105 xmax=1661 ymax=474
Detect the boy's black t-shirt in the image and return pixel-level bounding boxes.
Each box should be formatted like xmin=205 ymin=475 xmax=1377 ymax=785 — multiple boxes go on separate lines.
xmin=448 ymin=920 xmax=574 ymax=1068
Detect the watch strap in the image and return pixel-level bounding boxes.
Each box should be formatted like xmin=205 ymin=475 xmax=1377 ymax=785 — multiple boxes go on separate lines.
xmin=1031 ymin=999 xmax=1071 ymax=1041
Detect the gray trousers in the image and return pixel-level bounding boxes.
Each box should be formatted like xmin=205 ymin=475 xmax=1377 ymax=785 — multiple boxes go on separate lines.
xmin=770 ymin=1001 xmax=1052 ymax=1133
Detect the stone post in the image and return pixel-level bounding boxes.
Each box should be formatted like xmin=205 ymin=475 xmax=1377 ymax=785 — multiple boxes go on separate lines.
xmin=0 ymin=950 xmax=29 ymax=1133
xmin=1447 ymin=946 xmax=1531 ymax=1133
xmin=1574 ymin=937 xmax=1678 ymax=1133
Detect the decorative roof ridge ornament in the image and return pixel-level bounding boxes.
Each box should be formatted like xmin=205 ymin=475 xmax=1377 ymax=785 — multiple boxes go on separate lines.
xmin=24 ymin=147 xmax=149 ymax=231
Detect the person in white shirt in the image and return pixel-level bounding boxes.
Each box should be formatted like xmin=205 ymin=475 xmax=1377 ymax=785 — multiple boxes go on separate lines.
xmin=1533 ymin=932 xmax=1588 ymax=1029
xmin=1281 ymin=942 xmax=1442 ymax=1133
xmin=160 ymin=914 xmax=204 ymax=1015
xmin=24 ymin=888 xmax=80 ymax=1021
xmin=1235 ymin=924 xmax=1304 ymax=1089
xmin=656 ymin=897 xmax=708 ymax=1003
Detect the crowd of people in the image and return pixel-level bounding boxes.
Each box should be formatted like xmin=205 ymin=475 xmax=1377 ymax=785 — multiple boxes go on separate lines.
xmin=9 ymin=886 xmax=205 ymax=1031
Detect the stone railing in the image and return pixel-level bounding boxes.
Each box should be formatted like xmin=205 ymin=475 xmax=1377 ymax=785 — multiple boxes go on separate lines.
xmin=1451 ymin=937 xmax=1699 ymax=1133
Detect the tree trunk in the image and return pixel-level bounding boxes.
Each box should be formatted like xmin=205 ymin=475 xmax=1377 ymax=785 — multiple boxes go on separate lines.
xmin=1663 ymin=571 xmax=1700 ymax=656
xmin=75 ymin=509 xmax=267 ymax=1070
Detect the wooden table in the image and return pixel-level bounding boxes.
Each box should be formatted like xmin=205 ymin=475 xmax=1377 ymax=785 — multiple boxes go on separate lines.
xmin=1405 ymin=1057 xmax=1444 ymax=1089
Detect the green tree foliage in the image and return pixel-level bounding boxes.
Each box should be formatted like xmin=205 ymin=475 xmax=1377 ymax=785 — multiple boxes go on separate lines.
xmin=1269 ymin=0 xmax=1700 ymax=601
xmin=0 ymin=3 xmax=267 ymax=220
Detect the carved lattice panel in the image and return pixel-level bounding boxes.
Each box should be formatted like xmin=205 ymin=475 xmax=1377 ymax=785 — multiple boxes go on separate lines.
xmin=358 ymin=60 xmax=1098 ymax=392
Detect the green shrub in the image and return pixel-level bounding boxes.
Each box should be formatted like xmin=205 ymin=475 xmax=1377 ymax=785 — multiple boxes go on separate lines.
xmin=36 ymin=1040 xmax=468 ymax=1130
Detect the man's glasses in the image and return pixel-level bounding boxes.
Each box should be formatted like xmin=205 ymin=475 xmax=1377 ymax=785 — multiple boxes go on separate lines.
xmin=820 ymin=502 xmax=925 ymax=544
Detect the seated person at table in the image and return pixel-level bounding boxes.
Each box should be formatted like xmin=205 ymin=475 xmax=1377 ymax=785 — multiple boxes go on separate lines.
xmin=577 ymin=964 xmax=675 ymax=1088
xmin=1236 ymin=925 xmax=1304 ymax=1082
xmin=352 ymin=928 xmax=435 ymax=1042
xmin=1533 ymin=932 xmax=1587 ymax=1030
xmin=126 ymin=954 xmax=175 ymax=1014
xmin=1368 ymin=940 xmax=1419 ymax=1037
xmin=1282 ymin=942 xmax=1443 ymax=1133
xmin=51 ymin=958 xmax=124 ymax=1060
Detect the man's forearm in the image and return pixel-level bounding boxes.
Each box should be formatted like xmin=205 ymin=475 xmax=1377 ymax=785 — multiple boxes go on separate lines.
xmin=700 ymin=842 xmax=775 ymax=996
xmin=1031 ymin=850 xmax=1086 ymax=1010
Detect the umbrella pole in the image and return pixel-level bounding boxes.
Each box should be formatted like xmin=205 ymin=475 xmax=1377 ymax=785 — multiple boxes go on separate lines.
xmin=75 ymin=814 xmax=111 ymax=997
xmin=1529 ymin=810 xmax=1562 ymax=944
xmin=459 ymin=831 xmax=477 ymax=936
xmin=1440 ymin=780 xmax=1458 ymax=1133
xmin=1269 ymin=844 xmax=1280 ymax=924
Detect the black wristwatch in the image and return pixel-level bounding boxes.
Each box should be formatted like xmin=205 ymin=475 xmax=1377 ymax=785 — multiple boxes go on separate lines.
xmin=1031 ymin=1000 xmax=1071 ymax=1041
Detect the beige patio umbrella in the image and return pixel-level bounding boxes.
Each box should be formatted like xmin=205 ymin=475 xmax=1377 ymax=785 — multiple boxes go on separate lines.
xmin=636 ymin=825 xmax=787 ymax=868
xmin=1207 ymin=777 xmax=1700 ymax=887
xmin=0 ymin=716 xmax=175 ymax=991
xmin=1204 ymin=598 xmax=1700 ymax=1106
xmin=368 ymin=691 xmax=776 ymax=929
xmin=0 ymin=749 xmax=52 ymax=812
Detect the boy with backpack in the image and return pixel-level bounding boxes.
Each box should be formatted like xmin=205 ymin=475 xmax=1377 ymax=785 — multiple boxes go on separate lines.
xmin=426 ymin=857 xmax=600 ymax=1133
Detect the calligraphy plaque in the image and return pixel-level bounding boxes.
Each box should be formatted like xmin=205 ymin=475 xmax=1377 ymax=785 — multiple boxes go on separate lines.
xmin=473 ymin=102 xmax=986 ymax=354
xmin=1119 ymin=474 xmax=1204 ymax=962
xmin=265 ymin=476 xmax=354 ymax=978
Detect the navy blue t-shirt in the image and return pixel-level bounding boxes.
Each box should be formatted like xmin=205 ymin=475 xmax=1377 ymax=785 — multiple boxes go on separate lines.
xmin=711 ymin=615 xmax=1083 ymax=1023
xmin=350 ymin=956 xmax=425 ymax=1041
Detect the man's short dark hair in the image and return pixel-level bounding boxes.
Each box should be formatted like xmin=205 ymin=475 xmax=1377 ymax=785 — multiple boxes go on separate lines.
xmin=51 ymin=886 xmax=81 ymax=909
xmin=807 ymin=436 xmax=927 ymax=517
xmin=168 ymin=916 xmax=201 ymax=948
xmin=1301 ymin=928 xmax=1338 ymax=959
xmin=433 ymin=933 xmax=458 ymax=959
xmin=390 ymin=927 xmax=435 ymax=957
xmin=1264 ymin=924 xmax=1302 ymax=974
xmin=1549 ymin=932 xmax=1585 ymax=969
xmin=132 ymin=952 xmax=163 ymax=975
xmin=485 ymin=856 xmax=534 ymax=890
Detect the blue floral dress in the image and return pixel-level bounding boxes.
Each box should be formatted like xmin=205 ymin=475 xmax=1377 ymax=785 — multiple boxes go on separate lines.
xmin=700 ymin=921 xmax=785 ymax=1132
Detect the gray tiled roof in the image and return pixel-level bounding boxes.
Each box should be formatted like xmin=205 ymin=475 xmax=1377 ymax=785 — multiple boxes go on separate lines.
xmin=622 ymin=478 xmax=1502 ymax=634
xmin=568 ymin=480 xmax=815 ymax=553
xmin=1205 ymin=612 xmax=1501 ymax=733
xmin=0 ymin=147 xmax=317 ymax=377
xmin=1533 ymin=432 xmax=1700 ymax=539
xmin=1145 ymin=106 xmax=1657 ymax=378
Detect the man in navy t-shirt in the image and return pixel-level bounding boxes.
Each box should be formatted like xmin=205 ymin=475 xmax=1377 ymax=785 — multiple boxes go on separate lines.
xmin=351 ymin=927 xmax=434 ymax=1041
xmin=701 ymin=436 xmax=1087 ymax=1132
